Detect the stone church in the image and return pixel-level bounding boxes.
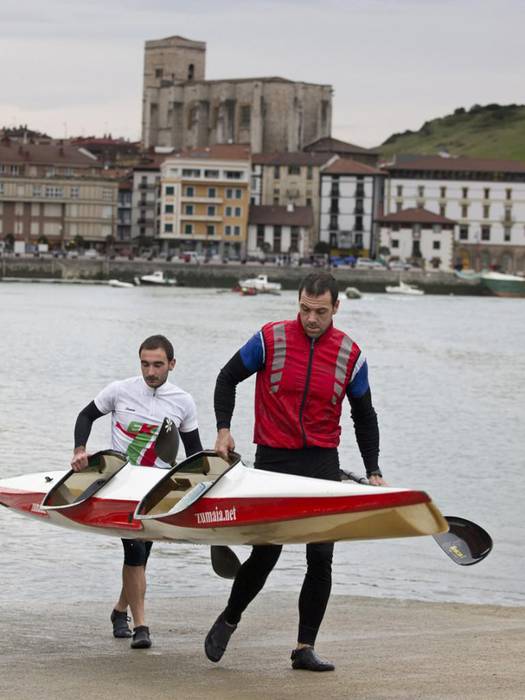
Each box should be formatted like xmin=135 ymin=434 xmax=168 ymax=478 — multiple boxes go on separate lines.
xmin=142 ymin=36 xmax=333 ymax=153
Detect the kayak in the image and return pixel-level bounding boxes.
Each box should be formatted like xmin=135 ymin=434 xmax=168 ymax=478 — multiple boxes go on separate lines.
xmin=0 ymin=450 xmax=448 ymax=545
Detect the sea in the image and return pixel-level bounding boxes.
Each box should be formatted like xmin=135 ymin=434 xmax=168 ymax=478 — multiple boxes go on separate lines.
xmin=0 ymin=282 xmax=524 ymax=607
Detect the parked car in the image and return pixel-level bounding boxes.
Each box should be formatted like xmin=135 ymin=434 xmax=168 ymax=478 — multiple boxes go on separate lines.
xmin=388 ymin=261 xmax=416 ymax=271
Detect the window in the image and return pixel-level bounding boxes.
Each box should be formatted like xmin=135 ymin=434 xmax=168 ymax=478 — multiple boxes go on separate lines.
xmin=165 ymin=223 xmax=173 ymax=233
xmin=185 ymin=186 xmax=194 ymax=197
xmin=188 ymin=64 xmax=194 ymax=80
xmin=165 ymin=186 xmax=175 ymax=195
xmin=233 ymin=226 xmax=241 ymax=236
xmin=396 ymin=202 xmax=402 ymax=212
xmin=504 ymin=207 xmax=512 ymax=222
xmin=226 ymin=188 xmax=233 ymax=199
xmin=240 ymin=105 xmax=251 ymax=128
xmin=274 ymin=166 xmax=280 ymax=180
xmin=155 ymin=68 xmax=163 ymax=78
xmin=506 ymin=188 xmax=512 ymax=200
xmin=225 ymin=171 xmax=243 ymax=180
xmin=461 ymin=204 xmax=468 ymax=218
xmin=504 ymin=226 xmax=511 ymax=242
xmin=234 ymin=207 xmax=241 ymax=217
xmin=45 ymin=186 xmax=63 ymax=198
xmin=225 ymin=225 xmax=232 ymax=235
xmin=306 ymin=197 xmax=312 ymax=207
xmin=433 ymin=241 xmax=441 ymax=250
xmin=206 ymin=205 xmax=215 ymax=216
xmin=70 ymin=187 xmax=80 ymax=198
xmin=256 ymin=224 xmax=265 ymax=249
xmin=307 ymin=166 xmax=313 ymax=180
xmin=182 ymin=169 xmax=201 ymax=177
xmin=392 ymin=239 xmax=399 ymax=248
xmin=290 ymin=226 xmax=299 ymax=252
xmin=459 ymin=225 xmax=469 ymax=241
xmin=208 ymin=187 xmax=216 ymax=198
xmin=462 ymin=187 xmax=468 ymax=199
xmin=484 ymin=188 xmax=490 ymax=199
xmin=165 ymin=204 xmax=174 ymax=214
xmin=440 ymin=186 xmax=447 ymax=198
xmin=396 ymin=185 xmax=403 ymax=197
xmin=273 ymin=225 xmax=282 ymax=252
xmin=330 ymin=214 xmax=338 ymax=230
xmin=483 ymin=205 xmax=490 ymax=219
xmin=417 ymin=185 xmax=425 ymax=197
xmin=288 ymin=165 xmax=300 ymax=175
xmin=15 ymin=202 xmax=24 ymax=216
xmin=32 ymin=185 xmax=41 ymax=197
xmin=204 ymin=170 xmax=219 ymax=179
xmin=481 ymin=226 xmax=491 ymax=241
xmin=355 ymin=215 xmax=363 ymax=231
xmin=440 ymin=204 xmax=446 ymax=216
xmin=103 ymin=189 xmax=113 ymax=201
xmin=273 ymin=197 xmax=279 ymax=205
xmin=225 ymin=206 xmax=232 ymax=216
xmin=207 ymin=225 xmax=215 ymax=236
xmin=184 ymin=223 xmax=193 ymax=234
xmin=235 ymin=189 xmax=242 ymax=199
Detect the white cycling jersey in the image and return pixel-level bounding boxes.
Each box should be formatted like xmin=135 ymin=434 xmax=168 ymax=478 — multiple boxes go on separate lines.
xmin=94 ymin=376 xmax=198 ymax=468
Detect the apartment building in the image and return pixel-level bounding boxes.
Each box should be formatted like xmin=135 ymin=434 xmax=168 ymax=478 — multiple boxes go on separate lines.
xmin=319 ymin=158 xmax=385 ymax=256
xmin=384 ymin=155 xmax=525 ymax=272
xmin=0 ymin=141 xmax=118 ymax=250
xmin=377 ymin=208 xmax=456 ymax=270
xmin=247 ymin=204 xmax=313 ymax=259
xmin=131 ymin=156 xmax=165 ymax=244
xmin=159 ymin=144 xmax=251 ymax=258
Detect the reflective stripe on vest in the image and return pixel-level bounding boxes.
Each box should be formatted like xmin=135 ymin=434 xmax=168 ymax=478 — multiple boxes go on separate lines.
xmin=332 ymin=335 xmax=354 ymax=405
xmin=270 ymin=322 xmax=286 ymax=393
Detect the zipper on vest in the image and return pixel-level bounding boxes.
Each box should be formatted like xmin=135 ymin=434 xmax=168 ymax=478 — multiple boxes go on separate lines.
xmin=299 ymin=337 xmax=315 ymax=447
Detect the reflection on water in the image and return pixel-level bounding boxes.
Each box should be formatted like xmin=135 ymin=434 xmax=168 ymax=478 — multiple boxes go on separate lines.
xmin=0 ymin=284 xmax=524 ymax=606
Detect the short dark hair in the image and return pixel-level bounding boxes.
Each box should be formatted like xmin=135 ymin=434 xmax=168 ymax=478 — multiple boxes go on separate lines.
xmin=139 ymin=335 xmax=174 ymax=362
xmin=298 ymin=271 xmax=339 ymax=305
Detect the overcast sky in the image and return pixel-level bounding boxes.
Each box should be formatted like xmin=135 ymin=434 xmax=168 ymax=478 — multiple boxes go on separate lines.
xmin=1 ymin=0 xmax=523 ymax=148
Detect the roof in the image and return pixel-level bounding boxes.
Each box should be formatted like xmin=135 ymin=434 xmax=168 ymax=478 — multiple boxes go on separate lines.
xmin=249 ymin=205 xmax=313 ymax=227
xmin=323 ymin=157 xmax=384 ymax=176
xmin=0 ymin=140 xmax=102 ymax=168
xmin=252 ymin=152 xmax=332 ymax=166
xmin=169 ymin=144 xmax=251 ymax=161
xmin=376 ymin=207 xmax=457 ymax=226
xmin=386 ymin=154 xmax=525 ymax=175
xmin=186 ymin=77 xmax=330 ymax=88
xmin=304 ymin=136 xmax=379 ymax=156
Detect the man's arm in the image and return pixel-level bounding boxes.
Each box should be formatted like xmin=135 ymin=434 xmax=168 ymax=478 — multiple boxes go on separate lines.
xmin=180 ymin=428 xmax=203 ymax=458
xmin=214 ymin=332 xmax=264 ymax=458
xmin=71 ymin=401 xmax=105 ymax=471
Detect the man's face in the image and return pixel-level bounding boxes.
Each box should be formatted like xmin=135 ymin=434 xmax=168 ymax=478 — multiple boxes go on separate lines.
xmin=299 ymin=290 xmax=339 ymax=338
xmin=140 ymin=348 xmax=175 ymax=388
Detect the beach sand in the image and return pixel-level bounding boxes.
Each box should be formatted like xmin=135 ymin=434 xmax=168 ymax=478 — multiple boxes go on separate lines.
xmin=1 ymin=593 xmax=523 ymax=700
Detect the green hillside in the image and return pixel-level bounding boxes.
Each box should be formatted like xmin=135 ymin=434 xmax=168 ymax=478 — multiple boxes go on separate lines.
xmin=379 ymin=104 xmax=525 ymax=161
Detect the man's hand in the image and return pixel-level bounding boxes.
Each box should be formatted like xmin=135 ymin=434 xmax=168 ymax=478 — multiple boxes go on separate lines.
xmin=369 ymin=473 xmax=387 ymax=486
xmin=214 ymin=429 xmax=235 ymax=460
xmin=71 ymin=446 xmax=89 ymax=472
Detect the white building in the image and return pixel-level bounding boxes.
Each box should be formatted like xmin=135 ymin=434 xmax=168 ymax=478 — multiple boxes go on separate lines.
xmin=248 ymin=204 xmax=313 ymax=259
xmin=319 ymin=158 xmax=385 ymax=256
xmin=384 ymin=155 xmax=525 ymax=272
xmin=377 ymin=208 xmax=456 ymax=270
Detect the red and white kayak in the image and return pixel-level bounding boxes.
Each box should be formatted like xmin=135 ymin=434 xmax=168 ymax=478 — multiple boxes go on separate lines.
xmin=0 ymin=450 xmax=448 ymax=545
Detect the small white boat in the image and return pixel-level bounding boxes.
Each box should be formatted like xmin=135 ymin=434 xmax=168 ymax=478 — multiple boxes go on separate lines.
xmin=385 ymin=280 xmax=424 ymax=296
xmin=134 ymin=270 xmax=177 ymax=286
xmin=344 ymin=287 xmax=362 ymax=299
xmin=108 ymin=279 xmax=134 ymax=288
xmin=238 ymin=274 xmax=281 ymax=294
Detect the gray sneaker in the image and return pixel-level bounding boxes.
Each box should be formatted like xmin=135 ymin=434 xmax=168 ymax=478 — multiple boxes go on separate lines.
xmin=204 ymin=612 xmax=237 ymax=662
xmin=131 ymin=625 xmax=152 ymax=649
xmin=110 ymin=609 xmax=132 ymax=638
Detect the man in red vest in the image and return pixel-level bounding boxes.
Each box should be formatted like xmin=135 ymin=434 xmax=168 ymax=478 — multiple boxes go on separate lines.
xmin=205 ymin=271 xmax=385 ymax=671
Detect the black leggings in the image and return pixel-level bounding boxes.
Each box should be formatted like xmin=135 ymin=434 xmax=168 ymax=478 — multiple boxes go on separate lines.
xmin=224 ymin=446 xmax=339 ymax=646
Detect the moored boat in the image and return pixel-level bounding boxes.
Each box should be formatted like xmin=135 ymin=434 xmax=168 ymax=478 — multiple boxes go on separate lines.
xmin=344 ymin=286 xmax=362 ymax=299
xmin=134 ymin=270 xmax=177 ymax=286
xmin=385 ymin=280 xmax=424 ymax=296
xmin=108 ymin=279 xmax=134 ymax=288
xmin=480 ymin=271 xmax=525 ymax=298
xmin=238 ymin=274 xmax=281 ymax=294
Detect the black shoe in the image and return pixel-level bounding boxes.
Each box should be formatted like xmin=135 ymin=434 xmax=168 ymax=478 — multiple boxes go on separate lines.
xmin=204 ymin=612 xmax=237 ymax=662
xmin=130 ymin=625 xmax=152 ymax=649
xmin=291 ymin=647 xmax=335 ymax=672
xmin=110 ymin=609 xmax=132 ymax=638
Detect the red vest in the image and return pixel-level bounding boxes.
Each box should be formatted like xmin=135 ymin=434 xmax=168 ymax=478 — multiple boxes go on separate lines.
xmin=254 ymin=316 xmax=361 ymax=449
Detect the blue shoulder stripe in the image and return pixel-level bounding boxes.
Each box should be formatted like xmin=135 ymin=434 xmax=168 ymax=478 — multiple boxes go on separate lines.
xmin=239 ymin=331 xmax=265 ymax=373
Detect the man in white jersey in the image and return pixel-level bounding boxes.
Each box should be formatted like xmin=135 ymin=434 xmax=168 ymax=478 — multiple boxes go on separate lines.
xmin=71 ymin=334 xmax=202 ymax=649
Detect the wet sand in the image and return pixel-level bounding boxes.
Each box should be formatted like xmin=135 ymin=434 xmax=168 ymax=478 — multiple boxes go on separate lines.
xmin=1 ymin=593 xmax=524 ymax=700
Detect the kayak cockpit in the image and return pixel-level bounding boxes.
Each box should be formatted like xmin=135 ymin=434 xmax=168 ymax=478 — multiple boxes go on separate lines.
xmin=41 ymin=451 xmax=127 ymax=510
xmin=135 ymin=450 xmax=240 ymax=520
